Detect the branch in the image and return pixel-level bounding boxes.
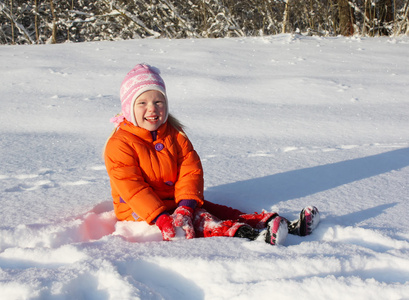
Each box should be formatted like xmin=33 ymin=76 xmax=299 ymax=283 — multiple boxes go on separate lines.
xmin=393 ymin=1 xmax=409 ymax=35
xmin=102 ymin=0 xmax=160 ymax=38
xmin=0 ymin=2 xmax=35 ymax=44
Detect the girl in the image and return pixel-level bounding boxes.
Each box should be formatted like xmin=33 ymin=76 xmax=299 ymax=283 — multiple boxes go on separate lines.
xmin=104 ymin=64 xmax=319 ymax=245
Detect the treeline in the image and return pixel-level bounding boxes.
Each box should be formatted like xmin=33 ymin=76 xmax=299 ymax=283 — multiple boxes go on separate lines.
xmin=1 ymin=0 xmax=408 ymax=45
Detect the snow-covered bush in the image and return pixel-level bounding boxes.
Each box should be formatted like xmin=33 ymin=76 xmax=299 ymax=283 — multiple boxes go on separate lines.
xmin=0 ymin=0 xmax=407 ymax=45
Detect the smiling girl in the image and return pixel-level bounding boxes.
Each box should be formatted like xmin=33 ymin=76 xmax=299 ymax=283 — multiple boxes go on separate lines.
xmin=103 ymin=64 xmax=319 ymax=244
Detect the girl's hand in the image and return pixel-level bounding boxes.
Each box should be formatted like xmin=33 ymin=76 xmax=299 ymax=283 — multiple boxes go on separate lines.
xmin=155 ymin=214 xmax=176 ymax=241
xmin=172 ymin=206 xmax=195 ymax=239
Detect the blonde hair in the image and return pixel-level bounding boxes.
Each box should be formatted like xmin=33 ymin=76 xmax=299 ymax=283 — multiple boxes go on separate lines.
xmin=102 ymin=113 xmax=185 ymax=160
xmin=167 ymin=113 xmax=185 ymax=134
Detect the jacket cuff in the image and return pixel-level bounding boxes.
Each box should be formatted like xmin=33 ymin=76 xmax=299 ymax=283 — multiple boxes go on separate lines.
xmin=178 ymin=199 xmax=197 ymax=210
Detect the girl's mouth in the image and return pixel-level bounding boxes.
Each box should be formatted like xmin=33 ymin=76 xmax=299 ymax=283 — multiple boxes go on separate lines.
xmin=145 ymin=116 xmax=159 ymax=123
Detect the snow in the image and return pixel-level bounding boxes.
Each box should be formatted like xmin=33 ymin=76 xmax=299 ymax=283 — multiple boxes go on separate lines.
xmin=1 ymin=34 xmax=409 ymax=299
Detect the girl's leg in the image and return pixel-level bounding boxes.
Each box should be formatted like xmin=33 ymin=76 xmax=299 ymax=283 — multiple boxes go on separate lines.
xmin=193 ymin=207 xmax=288 ymax=245
xmin=201 ymin=200 xmax=244 ymax=221
xmin=193 ymin=208 xmax=248 ymax=238
xmin=201 ymin=200 xmax=279 ymax=229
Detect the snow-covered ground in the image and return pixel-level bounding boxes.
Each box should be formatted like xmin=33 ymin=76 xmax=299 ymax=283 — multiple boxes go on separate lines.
xmin=1 ymin=34 xmax=409 ymax=300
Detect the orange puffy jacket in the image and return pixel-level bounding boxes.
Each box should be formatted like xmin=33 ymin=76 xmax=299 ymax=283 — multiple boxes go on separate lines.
xmin=104 ymin=120 xmax=204 ymax=224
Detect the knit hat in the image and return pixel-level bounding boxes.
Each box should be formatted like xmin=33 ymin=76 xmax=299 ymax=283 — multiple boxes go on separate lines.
xmin=119 ymin=64 xmax=168 ymax=126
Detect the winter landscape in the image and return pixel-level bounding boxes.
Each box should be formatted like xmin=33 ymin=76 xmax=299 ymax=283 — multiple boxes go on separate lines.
xmin=1 ymin=34 xmax=409 ymax=299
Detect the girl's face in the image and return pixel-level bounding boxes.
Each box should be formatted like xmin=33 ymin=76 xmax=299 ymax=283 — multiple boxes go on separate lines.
xmin=133 ymin=90 xmax=167 ymax=131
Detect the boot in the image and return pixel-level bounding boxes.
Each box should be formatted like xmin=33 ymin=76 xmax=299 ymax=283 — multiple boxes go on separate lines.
xmin=288 ymin=206 xmax=320 ymax=236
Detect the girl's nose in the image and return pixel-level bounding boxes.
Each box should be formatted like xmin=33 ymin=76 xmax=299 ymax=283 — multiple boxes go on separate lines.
xmin=147 ymin=102 xmax=155 ymax=111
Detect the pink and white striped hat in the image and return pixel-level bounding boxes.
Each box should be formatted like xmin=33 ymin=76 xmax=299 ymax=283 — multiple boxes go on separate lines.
xmin=119 ymin=64 xmax=168 ymax=126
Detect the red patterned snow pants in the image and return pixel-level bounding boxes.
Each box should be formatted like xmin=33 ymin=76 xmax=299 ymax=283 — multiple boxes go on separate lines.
xmin=193 ymin=200 xmax=276 ymax=238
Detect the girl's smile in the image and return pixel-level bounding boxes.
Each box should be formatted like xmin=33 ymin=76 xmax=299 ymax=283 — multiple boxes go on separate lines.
xmin=133 ymin=90 xmax=167 ymax=131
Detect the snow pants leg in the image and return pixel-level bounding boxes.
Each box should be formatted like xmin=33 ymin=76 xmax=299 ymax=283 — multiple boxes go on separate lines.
xmin=201 ymin=200 xmax=244 ymax=221
xmin=201 ymin=199 xmax=278 ymax=229
xmin=193 ymin=208 xmax=246 ymax=238
xmin=194 ymin=200 xmax=279 ymax=238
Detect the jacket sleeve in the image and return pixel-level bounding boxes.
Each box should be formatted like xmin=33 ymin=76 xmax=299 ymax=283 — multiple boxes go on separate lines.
xmin=104 ymin=136 xmax=167 ymax=224
xmin=174 ymin=132 xmax=204 ymax=205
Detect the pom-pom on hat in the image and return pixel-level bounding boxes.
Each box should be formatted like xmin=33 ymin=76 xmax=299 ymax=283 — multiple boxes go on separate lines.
xmin=119 ymin=64 xmax=168 ymax=126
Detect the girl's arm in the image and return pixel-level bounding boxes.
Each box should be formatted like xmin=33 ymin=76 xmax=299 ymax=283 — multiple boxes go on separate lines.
xmin=174 ymin=133 xmax=204 ymax=206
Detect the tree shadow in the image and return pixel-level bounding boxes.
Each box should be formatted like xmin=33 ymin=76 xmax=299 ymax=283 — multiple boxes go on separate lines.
xmin=117 ymin=259 xmax=205 ymax=300
xmin=205 ymin=147 xmax=409 ymax=210
xmin=330 ymin=202 xmax=398 ymax=227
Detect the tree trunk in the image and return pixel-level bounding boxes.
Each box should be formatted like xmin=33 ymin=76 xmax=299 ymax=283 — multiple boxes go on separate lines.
xmin=35 ymin=0 xmax=39 ymax=43
xmin=50 ymin=0 xmax=57 ymax=43
xmin=379 ymin=0 xmax=394 ymax=35
xmin=282 ymin=0 xmax=291 ymax=34
xmin=338 ymin=0 xmax=354 ymax=36
xmin=10 ymin=0 xmax=14 ymax=44
xmin=394 ymin=0 xmax=409 ymax=35
xmin=67 ymin=0 xmax=74 ymax=41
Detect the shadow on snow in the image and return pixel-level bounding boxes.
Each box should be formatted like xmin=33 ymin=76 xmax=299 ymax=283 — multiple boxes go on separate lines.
xmin=205 ymin=147 xmax=409 ymax=211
